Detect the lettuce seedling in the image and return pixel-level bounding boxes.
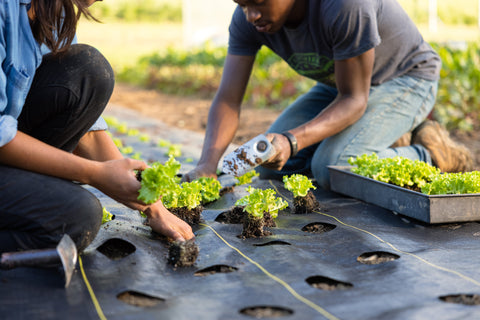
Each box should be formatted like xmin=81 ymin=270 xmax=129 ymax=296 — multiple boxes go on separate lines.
xmin=235 ymin=186 xmax=288 ymax=219
xmin=283 ymin=174 xmax=316 ymax=197
xmin=138 ymin=156 xmax=181 ymax=204
xmin=163 ymin=181 xmax=203 ymax=210
xmin=127 ymin=128 xmax=139 ymax=136
xmin=162 ymin=181 xmax=204 ymax=225
xmin=195 ymin=177 xmax=222 ymax=203
xmin=235 ymin=170 xmax=259 ymax=186
xmin=167 ymin=144 xmax=182 ymax=158
xmin=102 ymin=207 xmax=114 ymax=224
xmin=235 ymin=186 xmax=288 ymax=238
xmin=422 ymin=171 xmax=480 ymax=195
xmin=349 ymin=153 xmax=440 ymax=189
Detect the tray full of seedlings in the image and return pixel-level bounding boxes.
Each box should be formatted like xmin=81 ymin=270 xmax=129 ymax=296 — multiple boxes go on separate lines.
xmin=328 ymin=154 xmax=480 ymax=224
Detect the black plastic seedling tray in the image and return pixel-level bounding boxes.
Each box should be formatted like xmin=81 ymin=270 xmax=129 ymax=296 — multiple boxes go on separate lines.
xmin=328 ymin=165 xmax=480 ymax=224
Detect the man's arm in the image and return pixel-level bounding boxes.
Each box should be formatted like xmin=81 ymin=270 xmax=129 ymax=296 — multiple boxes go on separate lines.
xmin=265 ymin=48 xmax=375 ymax=169
xmin=183 ymin=53 xmax=256 ymax=181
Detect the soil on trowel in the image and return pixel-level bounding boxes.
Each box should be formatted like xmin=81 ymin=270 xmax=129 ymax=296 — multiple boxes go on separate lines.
xmin=168 ymin=239 xmax=199 ymax=267
xmin=292 ymin=190 xmax=320 ymax=214
xmin=170 ymin=206 xmax=203 ymax=226
xmin=241 ymin=214 xmax=272 ymax=238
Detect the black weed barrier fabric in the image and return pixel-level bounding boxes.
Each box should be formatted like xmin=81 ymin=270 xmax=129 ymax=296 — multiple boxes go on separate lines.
xmin=2 ymin=109 xmax=480 ymax=319
xmin=2 ymin=178 xmax=480 ymax=320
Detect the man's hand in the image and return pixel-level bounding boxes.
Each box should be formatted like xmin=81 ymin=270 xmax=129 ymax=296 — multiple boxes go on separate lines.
xmin=181 ymin=162 xmax=218 ymax=182
xmin=260 ymin=133 xmax=292 ymax=171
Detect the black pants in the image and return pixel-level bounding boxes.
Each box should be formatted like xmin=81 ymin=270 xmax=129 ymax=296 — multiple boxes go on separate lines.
xmin=0 ymin=44 xmax=114 ymax=253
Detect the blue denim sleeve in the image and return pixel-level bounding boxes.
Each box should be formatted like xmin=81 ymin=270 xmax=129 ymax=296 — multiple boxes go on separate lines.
xmin=89 ymin=116 xmax=108 ymax=131
xmin=0 ymin=4 xmax=16 ymax=148
xmin=0 ymin=116 xmax=17 ymax=147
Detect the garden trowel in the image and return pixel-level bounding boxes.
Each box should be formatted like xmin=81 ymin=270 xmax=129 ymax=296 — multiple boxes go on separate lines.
xmin=222 ymin=134 xmax=275 ymax=177
xmin=0 ymin=234 xmax=77 ymax=288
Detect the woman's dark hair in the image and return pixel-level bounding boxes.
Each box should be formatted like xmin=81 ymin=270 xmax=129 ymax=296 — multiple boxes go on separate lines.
xmin=30 ymin=0 xmax=98 ymax=54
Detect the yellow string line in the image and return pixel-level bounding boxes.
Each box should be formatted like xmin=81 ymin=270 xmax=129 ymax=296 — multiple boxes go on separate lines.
xmin=199 ymin=223 xmax=340 ymax=320
xmin=268 ymin=180 xmax=480 ymax=287
xmin=79 ymin=255 xmax=107 ymax=320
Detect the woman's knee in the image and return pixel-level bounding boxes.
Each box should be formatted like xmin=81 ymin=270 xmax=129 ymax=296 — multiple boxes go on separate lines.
xmin=69 ymin=44 xmax=114 ymax=93
xmin=66 ymin=188 xmax=103 ymax=252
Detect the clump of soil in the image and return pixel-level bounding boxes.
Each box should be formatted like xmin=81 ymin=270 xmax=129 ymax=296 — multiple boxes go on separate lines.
xmin=218 ymin=206 xmax=276 ymax=238
xmin=218 ymin=206 xmax=276 ymax=228
xmin=292 ymin=190 xmax=320 ymax=214
xmin=241 ymin=214 xmax=272 ymax=238
xmin=170 ymin=206 xmax=203 ymax=226
xmin=219 ymin=186 xmax=235 ymax=197
xmin=262 ymin=212 xmax=276 ymax=228
xmin=217 ymin=206 xmax=245 ymax=224
xmin=168 ymin=239 xmax=199 ymax=267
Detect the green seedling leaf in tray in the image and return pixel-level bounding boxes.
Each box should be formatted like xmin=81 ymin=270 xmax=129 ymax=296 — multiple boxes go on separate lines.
xmin=348 ymin=153 xmax=480 ymax=195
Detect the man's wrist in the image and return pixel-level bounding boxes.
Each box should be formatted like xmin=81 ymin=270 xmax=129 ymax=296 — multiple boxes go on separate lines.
xmin=281 ymin=131 xmax=298 ymax=158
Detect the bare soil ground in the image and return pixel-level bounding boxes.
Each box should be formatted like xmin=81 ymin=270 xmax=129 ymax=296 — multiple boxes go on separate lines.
xmin=109 ymin=82 xmax=480 ymax=171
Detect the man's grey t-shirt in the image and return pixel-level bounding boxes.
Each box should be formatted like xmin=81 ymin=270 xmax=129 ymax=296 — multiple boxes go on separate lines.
xmin=228 ymin=0 xmax=441 ymax=87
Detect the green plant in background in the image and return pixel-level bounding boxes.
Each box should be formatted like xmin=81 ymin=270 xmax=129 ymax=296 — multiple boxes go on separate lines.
xmin=235 ymin=186 xmax=288 ymax=219
xmin=432 ymin=42 xmax=480 ymax=132
xmin=235 ymin=170 xmax=260 ymax=186
xmin=117 ymin=45 xmax=314 ymax=109
xmin=117 ymin=40 xmax=480 ymax=134
xmin=283 ymin=174 xmax=316 ymax=198
xmin=166 ymin=144 xmax=182 ymax=158
xmin=398 ymin=0 xmax=478 ymax=26
xmin=89 ymin=0 xmax=182 ymax=23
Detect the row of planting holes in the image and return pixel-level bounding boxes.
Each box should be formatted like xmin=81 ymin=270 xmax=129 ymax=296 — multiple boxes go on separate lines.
xmin=96 ymin=222 xmax=480 ymax=318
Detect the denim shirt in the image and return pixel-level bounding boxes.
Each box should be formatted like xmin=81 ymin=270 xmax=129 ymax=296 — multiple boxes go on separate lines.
xmin=0 ymin=0 xmax=107 ymax=148
xmin=0 ymin=0 xmax=42 ymax=147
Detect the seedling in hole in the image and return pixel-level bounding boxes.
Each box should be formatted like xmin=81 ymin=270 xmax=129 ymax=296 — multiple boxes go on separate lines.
xmin=235 ymin=186 xmax=288 ymax=238
xmin=195 ymin=177 xmax=221 ymax=204
xmin=283 ymin=174 xmax=319 ymax=214
xmin=235 ymin=170 xmax=259 ymax=186
xmin=102 ymin=207 xmax=114 ymax=224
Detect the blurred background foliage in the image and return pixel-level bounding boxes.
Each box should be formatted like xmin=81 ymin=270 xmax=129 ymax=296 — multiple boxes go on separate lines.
xmin=88 ymin=0 xmax=182 ymax=23
xmin=80 ymin=0 xmax=480 ymax=133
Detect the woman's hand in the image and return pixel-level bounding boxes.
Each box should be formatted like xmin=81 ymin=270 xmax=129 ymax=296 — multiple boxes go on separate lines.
xmin=143 ymin=202 xmax=194 ymax=241
xmin=90 ymin=160 xmax=194 ymax=241
xmin=88 ymin=158 xmax=147 ymax=206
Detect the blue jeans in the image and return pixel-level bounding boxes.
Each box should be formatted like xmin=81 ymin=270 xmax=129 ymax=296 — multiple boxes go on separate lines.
xmin=257 ymin=75 xmax=438 ymax=189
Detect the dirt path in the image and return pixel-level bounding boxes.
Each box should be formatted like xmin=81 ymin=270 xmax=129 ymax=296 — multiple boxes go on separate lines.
xmin=109 ymin=82 xmax=480 ymax=171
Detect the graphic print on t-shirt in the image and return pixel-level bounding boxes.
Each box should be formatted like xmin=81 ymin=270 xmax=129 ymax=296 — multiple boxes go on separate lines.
xmin=287 ymin=53 xmax=335 ymax=86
